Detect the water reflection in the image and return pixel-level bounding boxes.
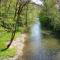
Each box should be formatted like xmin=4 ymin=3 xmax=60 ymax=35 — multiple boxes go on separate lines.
xmin=16 ymin=18 xmax=60 ymax=60
xmin=30 ymin=18 xmax=41 ymax=54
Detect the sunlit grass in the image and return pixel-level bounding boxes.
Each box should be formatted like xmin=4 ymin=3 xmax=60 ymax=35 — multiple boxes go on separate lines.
xmin=0 ymin=48 xmax=16 ymax=57
xmin=0 ymin=27 xmax=21 ymax=58
xmin=0 ymin=31 xmax=12 ymax=50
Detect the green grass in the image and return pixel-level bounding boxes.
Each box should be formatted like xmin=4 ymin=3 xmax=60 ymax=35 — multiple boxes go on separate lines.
xmin=14 ymin=31 xmax=21 ymax=40
xmin=0 ymin=48 xmax=16 ymax=58
xmin=0 ymin=32 xmax=12 ymax=50
xmin=0 ymin=27 xmax=21 ymax=58
xmin=0 ymin=31 xmax=21 ymax=49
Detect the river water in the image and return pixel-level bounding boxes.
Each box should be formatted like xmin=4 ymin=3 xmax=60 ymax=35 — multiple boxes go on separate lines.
xmin=17 ymin=18 xmax=60 ymax=60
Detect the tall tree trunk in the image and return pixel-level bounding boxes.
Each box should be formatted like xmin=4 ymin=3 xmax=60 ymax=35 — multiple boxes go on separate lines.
xmin=1 ymin=0 xmax=30 ymax=51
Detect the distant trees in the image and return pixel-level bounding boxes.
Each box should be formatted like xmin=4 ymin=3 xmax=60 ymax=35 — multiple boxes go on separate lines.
xmin=39 ymin=0 xmax=60 ymax=36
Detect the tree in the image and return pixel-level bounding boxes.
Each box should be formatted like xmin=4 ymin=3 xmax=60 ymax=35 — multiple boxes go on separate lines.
xmin=0 ymin=0 xmax=40 ymax=51
xmin=0 ymin=0 xmax=30 ymax=51
xmin=39 ymin=0 xmax=60 ymax=34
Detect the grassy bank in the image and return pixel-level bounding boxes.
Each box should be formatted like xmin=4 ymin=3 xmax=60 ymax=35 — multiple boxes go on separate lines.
xmin=0 ymin=29 xmax=21 ymax=58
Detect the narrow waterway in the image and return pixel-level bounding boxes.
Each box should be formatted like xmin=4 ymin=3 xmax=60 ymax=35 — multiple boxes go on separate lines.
xmin=16 ymin=18 xmax=60 ymax=60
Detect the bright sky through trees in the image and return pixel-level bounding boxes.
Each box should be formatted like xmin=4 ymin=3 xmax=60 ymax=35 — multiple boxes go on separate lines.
xmin=32 ymin=0 xmax=43 ymax=5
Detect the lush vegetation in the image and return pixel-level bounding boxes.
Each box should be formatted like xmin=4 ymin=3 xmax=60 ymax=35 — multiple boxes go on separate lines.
xmin=39 ymin=0 xmax=60 ymax=37
xmin=0 ymin=0 xmax=40 ymax=58
xmin=0 ymin=0 xmax=60 ymax=59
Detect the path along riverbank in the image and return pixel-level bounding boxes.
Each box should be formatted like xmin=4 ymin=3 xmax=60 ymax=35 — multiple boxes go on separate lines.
xmin=6 ymin=33 xmax=28 ymax=60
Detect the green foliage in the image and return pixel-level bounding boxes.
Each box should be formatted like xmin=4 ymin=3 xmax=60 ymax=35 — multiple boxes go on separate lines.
xmin=0 ymin=0 xmax=40 ymax=32
xmin=39 ymin=0 xmax=60 ymax=35
xmin=0 ymin=0 xmax=16 ymax=32
xmin=18 ymin=3 xmax=40 ymax=32
xmin=0 ymin=0 xmax=40 ymax=58
xmin=39 ymin=10 xmax=51 ymax=29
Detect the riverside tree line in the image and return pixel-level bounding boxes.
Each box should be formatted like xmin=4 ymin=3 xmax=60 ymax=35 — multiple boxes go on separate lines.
xmin=0 ymin=0 xmax=60 ymax=50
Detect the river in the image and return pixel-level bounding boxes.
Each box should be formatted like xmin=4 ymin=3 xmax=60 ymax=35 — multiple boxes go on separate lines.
xmin=16 ymin=18 xmax=60 ymax=60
